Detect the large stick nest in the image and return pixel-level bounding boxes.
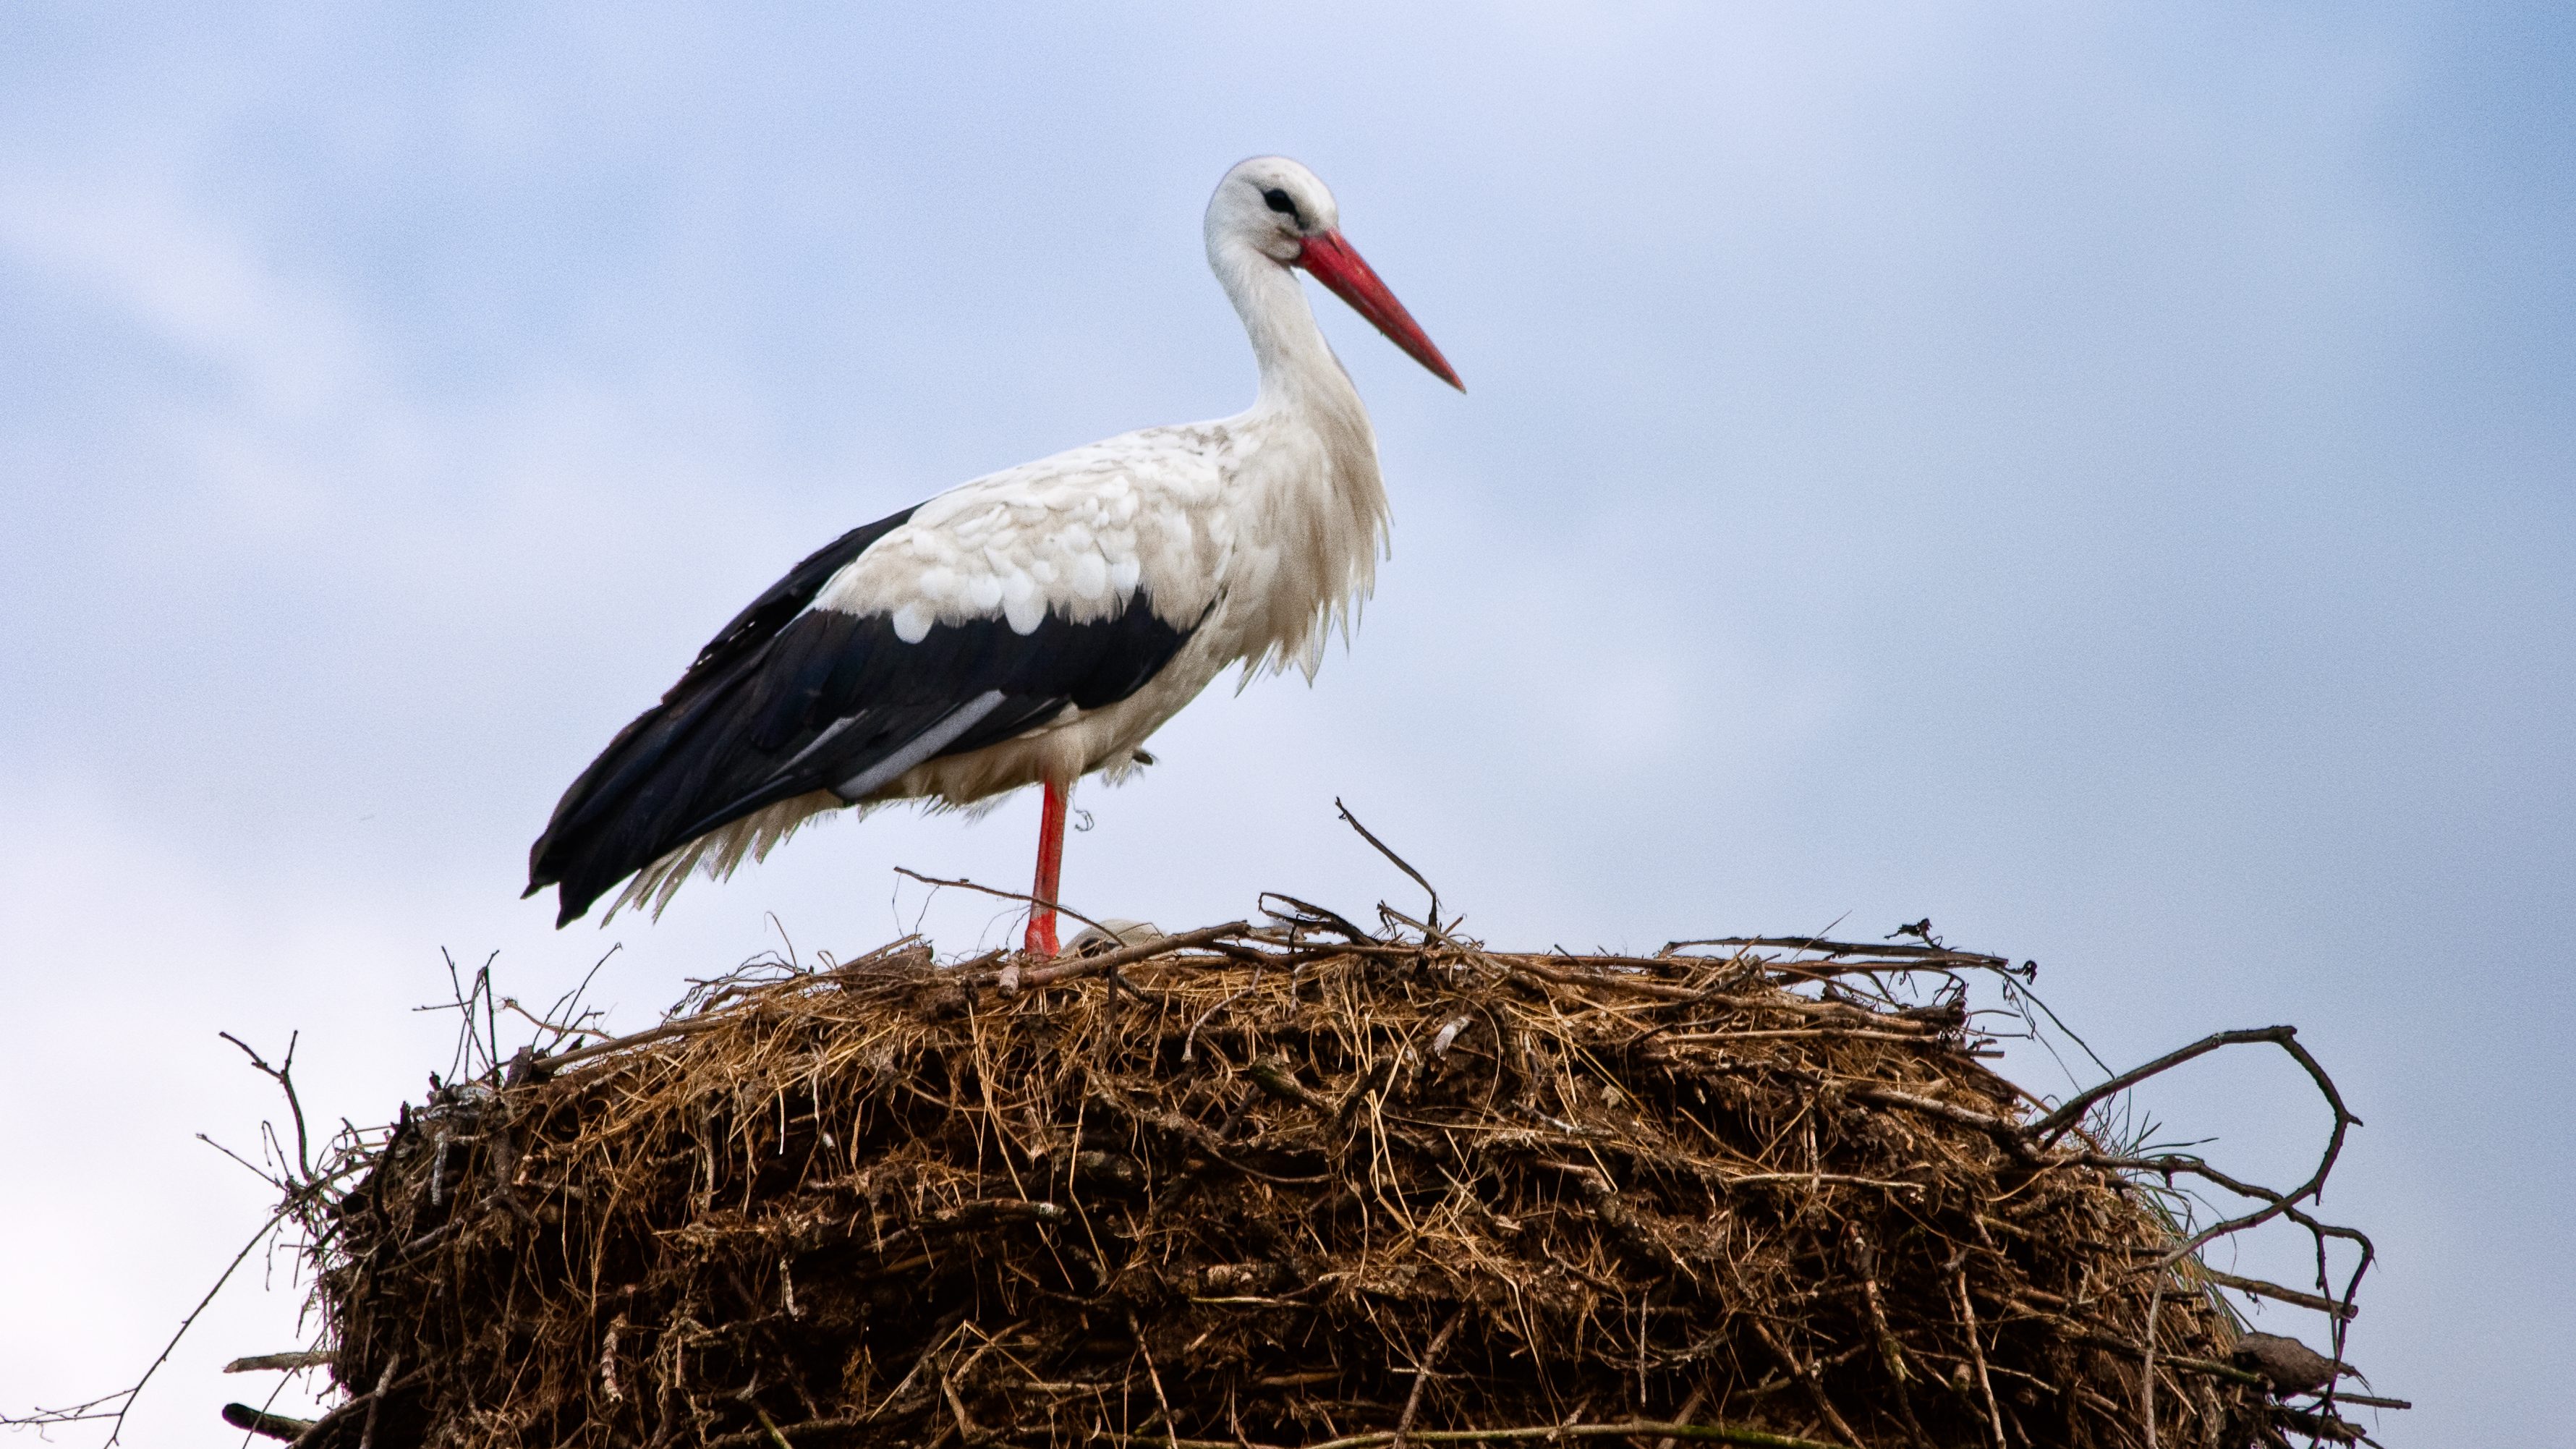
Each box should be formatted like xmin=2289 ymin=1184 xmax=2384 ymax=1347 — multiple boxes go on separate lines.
xmin=289 ymin=914 xmax=2377 ymax=1449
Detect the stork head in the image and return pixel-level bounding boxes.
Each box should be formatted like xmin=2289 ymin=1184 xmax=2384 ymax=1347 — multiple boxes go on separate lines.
xmin=1207 ymin=156 xmax=1463 ymax=391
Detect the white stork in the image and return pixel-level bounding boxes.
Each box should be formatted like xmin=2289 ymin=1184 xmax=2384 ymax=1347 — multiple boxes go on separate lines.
xmin=525 ymin=156 xmax=1461 ymax=953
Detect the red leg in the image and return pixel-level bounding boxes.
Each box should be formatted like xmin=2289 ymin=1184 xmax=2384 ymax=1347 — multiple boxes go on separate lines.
xmin=1024 ymin=778 xmax=1068 ymax=957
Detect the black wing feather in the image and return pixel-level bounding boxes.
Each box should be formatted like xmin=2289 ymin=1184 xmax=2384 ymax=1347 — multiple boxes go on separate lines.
xmin=692 ymin=509 xmax=921 ymax=673
xmin=527 ymin=510 xmax=1196 ymax=926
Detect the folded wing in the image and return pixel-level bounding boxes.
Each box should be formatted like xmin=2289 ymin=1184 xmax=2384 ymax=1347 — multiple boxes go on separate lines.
xmin=527 ymin=508 xmax=1195 ymax=925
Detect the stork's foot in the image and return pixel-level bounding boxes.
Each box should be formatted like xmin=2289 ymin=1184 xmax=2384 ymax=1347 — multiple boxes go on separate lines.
xmin=1023 ymin=909 xmax=1060 ymax=959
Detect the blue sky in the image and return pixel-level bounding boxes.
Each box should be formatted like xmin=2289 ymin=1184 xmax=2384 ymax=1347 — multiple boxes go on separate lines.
xmin=3 ymin=4 xmax=2568 ymax=1444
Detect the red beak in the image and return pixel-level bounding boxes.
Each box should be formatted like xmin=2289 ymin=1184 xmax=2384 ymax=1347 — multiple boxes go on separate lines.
xmin=1294 ymin=230 xmax=1464 ymax=392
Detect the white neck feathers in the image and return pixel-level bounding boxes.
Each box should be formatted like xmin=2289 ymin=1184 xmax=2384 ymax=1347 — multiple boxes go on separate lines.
xmin=1207 ymin=235 xmax=1391 ymax=680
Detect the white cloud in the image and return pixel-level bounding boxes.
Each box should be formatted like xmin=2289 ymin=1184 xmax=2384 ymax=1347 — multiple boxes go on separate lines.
xmin=0 ymin=171 xmax=367 ymax=420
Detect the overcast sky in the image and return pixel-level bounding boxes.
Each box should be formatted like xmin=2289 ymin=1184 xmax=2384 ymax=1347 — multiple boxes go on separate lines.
xmin=4 ymin=4 xmax=2569 ymax=1445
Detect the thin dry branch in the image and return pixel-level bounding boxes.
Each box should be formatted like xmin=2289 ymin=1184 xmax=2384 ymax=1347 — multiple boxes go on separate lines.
xmin=892 ymin=865 xmax=1118 ymax=940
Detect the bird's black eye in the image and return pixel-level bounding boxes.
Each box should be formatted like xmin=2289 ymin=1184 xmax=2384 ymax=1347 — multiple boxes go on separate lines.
xmin=1262 ymin=187 xmax=1301 ymax=222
